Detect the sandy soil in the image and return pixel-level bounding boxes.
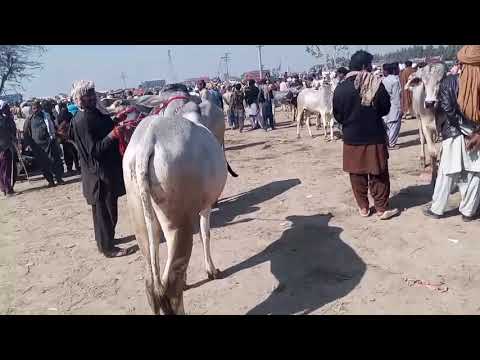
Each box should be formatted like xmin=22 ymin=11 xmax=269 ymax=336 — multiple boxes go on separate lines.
xmin=1 ymin=111 xmax=480 ymax=315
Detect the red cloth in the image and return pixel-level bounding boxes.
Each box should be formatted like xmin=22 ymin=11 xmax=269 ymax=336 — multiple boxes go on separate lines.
xmin=115 ymin=112 xmax=146 ymax=156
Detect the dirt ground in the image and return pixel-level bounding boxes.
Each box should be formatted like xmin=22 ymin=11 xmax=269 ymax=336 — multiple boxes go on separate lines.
xmin=1 ymin=111 xmax=480 ymax=315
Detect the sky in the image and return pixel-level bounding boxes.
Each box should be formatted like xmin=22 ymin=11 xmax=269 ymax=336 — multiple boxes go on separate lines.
xmin=20 ymin=45 xmax=410 ymax=98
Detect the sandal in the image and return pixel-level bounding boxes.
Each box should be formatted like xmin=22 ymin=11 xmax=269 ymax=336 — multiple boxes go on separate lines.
xmin=105 ymin=246 xmax=138 ymax=258
xmin=377 ymin=208 xmax=400 ymax=220
xmin=359 ymin=208 xmax=371 ymax=217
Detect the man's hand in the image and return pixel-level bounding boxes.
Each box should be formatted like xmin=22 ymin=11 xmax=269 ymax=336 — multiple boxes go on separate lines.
xmin=466 ymin=132 xmax=480 ymax=152
xmin=109 ymin=126 xmax=124 ymax=140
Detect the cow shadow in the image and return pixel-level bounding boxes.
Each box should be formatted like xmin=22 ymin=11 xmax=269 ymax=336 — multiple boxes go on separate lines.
xmin=210 ymin=179 xmax=301 ymax=229
xmin=399 ymin=138 xmax=421 ymax=149
xmin=389 ymin=184 xmax=433 ymax=211
xmin=399 ymin=129 xmax=418 ymax=138
xmin=225 ymin=142 xmax=266 ymax=151
xmin=221 ymin=213 xmax=366 ymax=315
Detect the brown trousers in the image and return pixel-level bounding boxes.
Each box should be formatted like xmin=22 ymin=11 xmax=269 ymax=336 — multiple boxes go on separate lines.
xmin=349 ymin=169 xmax=390 ymax=213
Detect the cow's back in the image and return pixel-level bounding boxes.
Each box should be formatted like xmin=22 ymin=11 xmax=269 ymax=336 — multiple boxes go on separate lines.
xmin=124 ymin=114 xmax=226 ymax=215
xmin=298 ymin=87 xmax=333 ymax=114
xmin=198 ymin=100 xmax=225 ymax=146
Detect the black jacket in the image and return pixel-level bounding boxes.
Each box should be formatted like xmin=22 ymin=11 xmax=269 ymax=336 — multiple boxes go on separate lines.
xmin=244 ymin=86 xmax=263 ymax=105
xmin=72 ymin=108 xmax=125 ymax=205
xmin=437 ymin=74 xmax=478 ymax=140
xmin=333 ymin=76 xmax=391 ymax=145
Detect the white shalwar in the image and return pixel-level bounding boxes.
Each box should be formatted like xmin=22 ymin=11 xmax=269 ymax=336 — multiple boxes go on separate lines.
xmin=382 ymin=75 xmax=403 ymax=147
xmin=431 ymin=134 xmax=480 ymax=217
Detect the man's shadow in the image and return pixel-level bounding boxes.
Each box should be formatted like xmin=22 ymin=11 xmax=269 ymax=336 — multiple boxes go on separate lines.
xmin=210 ymin=179 xmax=301 ymax=229
xmin=221 ymin=213 xmax=366 ymax=315
xmin=389 ymin=184 xmax=433 ymax=211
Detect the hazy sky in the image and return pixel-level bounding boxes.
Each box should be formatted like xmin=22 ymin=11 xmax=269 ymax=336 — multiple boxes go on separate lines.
xmin=21 ymin=45 xmax=409 ymax=98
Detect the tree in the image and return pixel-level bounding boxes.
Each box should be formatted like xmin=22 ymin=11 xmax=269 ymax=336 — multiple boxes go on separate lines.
xmin=0 ymin=45 xmax=46 ymax=95
xmin=373 ymin=45 xmax=464 ymax=63
xmin=306 ymin=45 xmax=350 ymax=69
xmin=306 ymin=45 xmax=325 ymax=62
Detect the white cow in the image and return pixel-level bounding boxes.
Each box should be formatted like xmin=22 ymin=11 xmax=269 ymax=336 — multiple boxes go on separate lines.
xmin=134 ymin=89 xmax=237 ymax=177
xmin=405 ymin=63 xmax=446 ymax=177
xmin=295 ymin=84 xmax=335 ymax=140
xmin=123 ymin=94 xmax=228 ymax=315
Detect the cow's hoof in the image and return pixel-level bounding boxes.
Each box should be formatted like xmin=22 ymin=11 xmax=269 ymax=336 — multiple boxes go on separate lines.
xmin=207 ymin=269 xmax=222 ymax=280
xmin=296 ymin=135 xmax=301 ymax=139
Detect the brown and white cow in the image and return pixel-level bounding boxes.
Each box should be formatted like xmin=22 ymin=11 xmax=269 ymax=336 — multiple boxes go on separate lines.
xmin=404 ymin=63 xmax=446 ymax=181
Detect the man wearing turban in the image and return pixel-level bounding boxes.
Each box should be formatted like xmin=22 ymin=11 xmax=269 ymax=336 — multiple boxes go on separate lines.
xmin=424 ymin=46 xmax=480 ymax=221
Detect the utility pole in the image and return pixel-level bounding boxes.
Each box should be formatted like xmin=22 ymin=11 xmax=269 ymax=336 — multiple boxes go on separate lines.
xmin=221 ymin=52 xmax=231 ymax=82
xmin=120 ymin=72 xmax=127 ymax=89
xmin=256 ymin=45 xmax=264 ymax=80
xmin=167 ymin=49 xmax=177 ymax=83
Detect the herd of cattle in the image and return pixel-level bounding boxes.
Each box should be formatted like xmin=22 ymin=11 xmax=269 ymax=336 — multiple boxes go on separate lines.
xmin=12 ymin=62 xmax=448 ymax=314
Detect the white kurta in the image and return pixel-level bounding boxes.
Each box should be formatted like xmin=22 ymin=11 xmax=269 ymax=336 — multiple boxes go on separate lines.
xmin=440 ymin=135 xmax=480 ymax=175
xmin=430 ymin=134 xmax=480 ymax=217
xmin=381 ymin=75 xmax=402 ymax=124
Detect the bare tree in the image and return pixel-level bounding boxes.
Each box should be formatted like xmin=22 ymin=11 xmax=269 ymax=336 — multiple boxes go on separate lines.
xmin=306 ymin=45 xmax=325 ymax=62
xmin=306 ymin=45 xmax=350 ymax=69
xmin=0 ymin=45 xmax=46 ymax=95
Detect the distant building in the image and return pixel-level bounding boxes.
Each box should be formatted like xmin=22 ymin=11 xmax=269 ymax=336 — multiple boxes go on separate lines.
xmin=242 ymin=70 xmax=271 ymax=82
xmin=0 ymin=93 xmax=23 ymax=105
xmin=182 ymin=77 xmax=210 ymax=88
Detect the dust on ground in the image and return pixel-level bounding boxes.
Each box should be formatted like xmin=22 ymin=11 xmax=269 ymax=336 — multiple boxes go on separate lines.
xmin=1 ymin=112 xmax=479 ymax=315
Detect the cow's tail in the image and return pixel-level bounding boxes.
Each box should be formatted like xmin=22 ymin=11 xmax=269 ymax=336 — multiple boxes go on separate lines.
xmin=136 ymin=145 xmax=166 ymax=313
xmin=227 ymin=162 xmax=238 ymax=177
xmin=222 ymin=143 xmax=238 ymax=177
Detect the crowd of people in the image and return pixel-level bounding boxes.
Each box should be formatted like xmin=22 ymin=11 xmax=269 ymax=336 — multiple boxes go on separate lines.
xmin=332 ymin=47 xmax=480 ymax=222
xmin=1 ymin=46 xmax=480 ymax=259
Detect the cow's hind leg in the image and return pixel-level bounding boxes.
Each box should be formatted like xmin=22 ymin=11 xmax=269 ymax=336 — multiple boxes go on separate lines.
xmin=296 ymin=108 xmax=304 ymax=138
xmin=124 ymin=153 xmax=164 ymax=315
xmin=158 ymin=213 xmax=195 ymax=315
xmin=199 ymin=208 xmax=220 ymax=279
xmin=306 ymin=113 xmax=313 ymax=138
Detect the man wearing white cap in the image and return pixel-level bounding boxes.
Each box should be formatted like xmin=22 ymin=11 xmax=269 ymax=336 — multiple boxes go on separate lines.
xmin=70 ymin=80 xmax=136 ymax=258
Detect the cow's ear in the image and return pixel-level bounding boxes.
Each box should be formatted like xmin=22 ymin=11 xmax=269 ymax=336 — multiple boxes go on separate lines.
xmin=405 ymin=75 xmax=422 ymax=91
xmin=409 ymin=77 xmax=422 ymax=86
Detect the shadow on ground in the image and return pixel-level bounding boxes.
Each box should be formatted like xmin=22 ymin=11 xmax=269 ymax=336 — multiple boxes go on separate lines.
xmin=210 ymin=179 xmax=302 ymax=229
xmin=389 ymin=184 xmax=433 ymax=211
xmin=399 ymin=129 xmax=418 ymax=138
xmin=225 ymin=142 xmax=266 ymax=151
xmin=17 ymin=176 xmax=81 ymax=195
xmin=399 ymin=138 xmax=421 ymax=149
xmin=219 ymin=213 xmax=366 ymax=315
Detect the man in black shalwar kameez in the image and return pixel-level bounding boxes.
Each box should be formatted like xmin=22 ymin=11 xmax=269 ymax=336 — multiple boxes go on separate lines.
xmin=71 ymin=80 xmax=135 ymax=258
xmin=23 ymin=101 xmax=65 ymax=187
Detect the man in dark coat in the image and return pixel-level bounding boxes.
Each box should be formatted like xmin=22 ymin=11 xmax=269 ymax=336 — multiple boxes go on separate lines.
xmin=23 ymin=100 xmax=65 ymax=186
xmin=71 ymin=80 xmax=135 ymax=258
xmin=57 ymin=102 xmax=80 ymax=174
xmin=333 ymin=50 xmax=399 ymax=220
